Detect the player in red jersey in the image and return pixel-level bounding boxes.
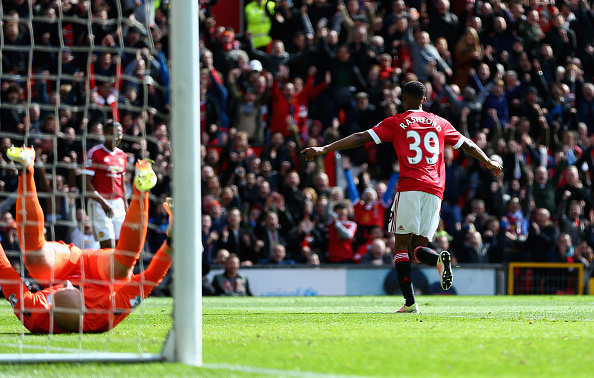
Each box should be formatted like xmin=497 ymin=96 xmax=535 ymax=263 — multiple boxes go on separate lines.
xmin=83 ymin=120 xmax=129 ymax=249
xmin=302 ymin=81 xmax=502 ymax=313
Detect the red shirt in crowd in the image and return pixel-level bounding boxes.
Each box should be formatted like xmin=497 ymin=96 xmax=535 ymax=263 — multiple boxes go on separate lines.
xmin=327 ymin=219 xmax=357 ymax=263
xmin=294 ymin=74 xmax=329 ymax=135
xmin=354 ymin=200 xmax=387 ymax=240
xmin=269 ymin=79 xmax=298 ymax=137
xmin=368 ymin=109 xmax=466 ymax=200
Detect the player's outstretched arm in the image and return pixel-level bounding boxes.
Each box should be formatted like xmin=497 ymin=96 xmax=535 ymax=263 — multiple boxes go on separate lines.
xmin=301 ymin=131 xmax=373 ymax=161
xmin=461 ymin=138 xmax=503 ymax=176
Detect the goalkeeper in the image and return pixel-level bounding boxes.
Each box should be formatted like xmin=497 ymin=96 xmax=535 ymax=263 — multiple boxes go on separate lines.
xmin=0 ymin=223 xmax=172 ymax=333
xmin=7 ymin=146 xmax=158 ymax=287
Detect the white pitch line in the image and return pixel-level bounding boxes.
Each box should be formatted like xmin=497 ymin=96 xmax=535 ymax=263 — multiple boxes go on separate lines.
xmin=202 ymin=363 xmax=373 ymax=378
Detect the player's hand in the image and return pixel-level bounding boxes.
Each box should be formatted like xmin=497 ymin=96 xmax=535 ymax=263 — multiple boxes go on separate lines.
xmin=102 ymin=201 xmax=114 ymax=218
xmin=486 ymin=160 xmax=503 ymax=176
xmin=301 ymin=146 xmax=327 ymax=161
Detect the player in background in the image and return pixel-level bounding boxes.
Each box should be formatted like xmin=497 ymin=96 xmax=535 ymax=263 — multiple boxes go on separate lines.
xmin=302 ymin=81 xmax=503 ymax=313
xmin=0 ymin=198 xmax=173 ymax=334
xmin=83 ymin=120 xmax=128 ymax=249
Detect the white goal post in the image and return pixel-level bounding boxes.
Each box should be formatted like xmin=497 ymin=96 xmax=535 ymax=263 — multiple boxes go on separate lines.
xmin=0 ymin=0 xmax=201 ymax=365
xmin=162 ymin=0 xmax=203 ymax=366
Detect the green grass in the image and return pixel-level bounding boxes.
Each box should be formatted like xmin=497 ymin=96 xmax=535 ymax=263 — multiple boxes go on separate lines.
xmin=0 ymin=296 xmax=593 ymax=377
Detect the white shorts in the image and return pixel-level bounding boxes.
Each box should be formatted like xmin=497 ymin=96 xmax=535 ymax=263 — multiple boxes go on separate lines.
xmin=388 ymin=191 xmax=442 ymax=240
xmin=87 ymin=197 xmax=126 ymax=242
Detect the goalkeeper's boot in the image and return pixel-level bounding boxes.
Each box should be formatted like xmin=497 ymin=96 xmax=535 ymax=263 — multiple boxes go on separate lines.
xmin=437 ymin=250 xmax=453 ymax=290
xmin=7 ymin=146 xmax=35 ymax=169
xmin=134 ymin=160 xmax=157 ymax=192
xmin=396 ymin=303 xmax=419 ymax=314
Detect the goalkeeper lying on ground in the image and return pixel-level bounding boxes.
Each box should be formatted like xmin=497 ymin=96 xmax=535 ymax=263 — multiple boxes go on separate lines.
xmin=0 ymin=147 xmax=173 ymax=333
xmin=0 ymin=233 xmax=172 ymax=333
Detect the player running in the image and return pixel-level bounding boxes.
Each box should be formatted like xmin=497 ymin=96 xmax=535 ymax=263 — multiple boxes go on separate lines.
xmin=302 ymin=81 xmax=502 ymax=313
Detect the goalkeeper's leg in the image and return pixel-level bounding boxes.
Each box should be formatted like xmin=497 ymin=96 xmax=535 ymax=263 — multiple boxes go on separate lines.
xmin=11 ymin=147 xmax=81 ymax=283
xmin=109 ymin=160 xmax=155 ymax=280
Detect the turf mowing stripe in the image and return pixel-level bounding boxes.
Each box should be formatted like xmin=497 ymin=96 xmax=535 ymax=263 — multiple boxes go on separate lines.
xmin=0 ymin=343 xmax=82 ymax=353
xmin=202 ymin=363 xmax=373 ymax=378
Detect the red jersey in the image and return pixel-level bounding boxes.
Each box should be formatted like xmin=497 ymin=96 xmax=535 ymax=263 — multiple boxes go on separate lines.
xmin=270 ymin=79 xmax=298 ymax=137
xmin=354 ymin=201 xmax=387 ymax=229
xmin=368 ymin=109 xmax=467 ymax=200
xmin=83 ymin=144 xmax=127 ymax=199
xmin=327 ymin=219 xmax=357 ymax=262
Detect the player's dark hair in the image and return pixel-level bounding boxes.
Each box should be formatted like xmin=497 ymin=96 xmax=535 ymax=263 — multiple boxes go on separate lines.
xmin=104 ymin=120 xmax=121 ymax=133
xmin=403 ymin=81 xmax=426 ymax=100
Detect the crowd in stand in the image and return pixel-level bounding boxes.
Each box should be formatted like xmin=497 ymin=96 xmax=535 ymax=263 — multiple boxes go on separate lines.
xmin=200 ymin=0 xmax=594 ymax=277
xmin=2 ymin=0 xmax=594 ymax=289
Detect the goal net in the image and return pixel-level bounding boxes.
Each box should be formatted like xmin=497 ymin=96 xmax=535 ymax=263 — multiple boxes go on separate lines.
xmin=0 ymin=0 xmax=200 ymax=364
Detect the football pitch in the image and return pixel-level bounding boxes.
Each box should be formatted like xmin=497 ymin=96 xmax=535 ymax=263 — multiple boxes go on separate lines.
xmin=0 ymin=296 xmax=593 ymax=377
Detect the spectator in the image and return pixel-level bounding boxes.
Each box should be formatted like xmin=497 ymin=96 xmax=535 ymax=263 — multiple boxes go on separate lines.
xmin=226 ymin=68 xmax=270 ymax=144
xmin=199 ymin=77 xmax=221 ymax=145
xmin=555 ymin=165 xmax=593 ymax=216
xmin=405 ymin=27 xmax=453 ymax=82
xmin=212 ymin=253 xmax=253 ymax=296
xmin=219 ymin=208 xmax=256 ymax=264
xmin=307 ymin=253 xmax=321 ymax=265
xmin=427 ymin=0 xmax=460 ymax=50
xmin=244 ymin=0 xmax=275 ymax=51
xmin=260 ymin=244 xmax=296 ymax=265
xmin=326 ymin=203 xmax=357 ymax=263
xmin=2 ymin=21 xmax=29 ymax=74
xmin=458 ymin=229 xmax=490 ymax=264
xmin=526 ymin=208 xmax=559 ymax=262
xmin=545 ymin=13 xmax=577 ymax=67
xmin=326 ymin=44 xmax=367 ymax=114
xmin=558 ymin=200 xmax=586 ymax=247
xmin=213 ymin=249 xmax=231 ymax=267
xmin=245 ymin=37 xmax=309 ymax=78
xmin=1 ymin=84 xmax=26 ymax=136
xmin=548 ymin=233 xmax=575 ymax=264
xmin=254 ymin=208 xmax=288 ymax=263
xmin=452 ymin=27 xmax=482 ymax=90
xmin=260 ymin=132 xmax=294 ymax=172
xmin=359 ymin=238 xmax=392 ymax=265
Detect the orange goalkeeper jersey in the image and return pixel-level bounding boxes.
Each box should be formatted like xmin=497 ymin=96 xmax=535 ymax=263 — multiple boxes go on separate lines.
xmin=0 ymin=248 xmax=171 ymax=334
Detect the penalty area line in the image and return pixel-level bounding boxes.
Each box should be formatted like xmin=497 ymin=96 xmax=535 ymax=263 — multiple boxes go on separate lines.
xmin=202 ymin=363 xmax=373 ymax=378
